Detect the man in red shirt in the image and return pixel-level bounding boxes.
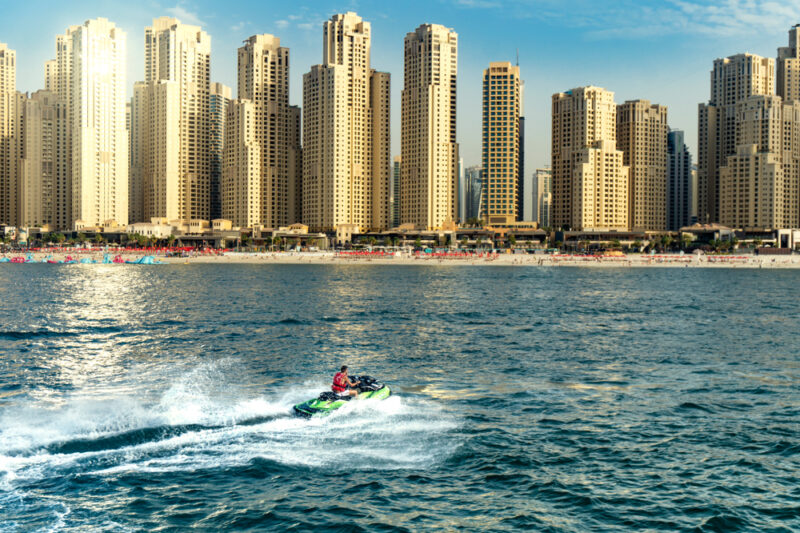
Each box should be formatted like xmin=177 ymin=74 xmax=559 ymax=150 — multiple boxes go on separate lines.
xmin=332 ymin=365 xmax=361 ymax=397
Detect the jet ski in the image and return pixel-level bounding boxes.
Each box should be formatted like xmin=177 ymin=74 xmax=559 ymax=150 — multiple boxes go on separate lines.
xmin=293 ymin=375 xmax=391 ymax=418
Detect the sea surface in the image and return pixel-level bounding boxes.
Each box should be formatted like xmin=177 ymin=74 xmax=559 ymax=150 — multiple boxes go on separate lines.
xmin=0 ymin=264 xmax=798 ymax=532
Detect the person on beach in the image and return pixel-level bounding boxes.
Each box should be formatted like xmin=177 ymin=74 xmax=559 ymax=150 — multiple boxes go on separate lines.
xmin=332 ymin=365 xmax=361 ymax=397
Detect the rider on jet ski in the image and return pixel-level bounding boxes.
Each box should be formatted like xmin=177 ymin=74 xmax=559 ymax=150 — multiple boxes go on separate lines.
xmin=332 ymin=365 xmax=361 ymax=397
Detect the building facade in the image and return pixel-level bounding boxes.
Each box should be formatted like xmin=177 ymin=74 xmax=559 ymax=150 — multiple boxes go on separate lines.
xmin=778 ymin=24 xmax=800 ymax=104
xmin=617 ymin=99 xmax=668 ymax=231
xmin=55 ymin=19 xmax=129 ymax=228
xmin=534 ymin=167 xmax=552 ymax=228
xmin=0 ymin=43 xmax=17 ymax=226
xmin=719 ymin=95 xmax=800 ymax=229
xmin=18 ymin=90 xmax=69 ymax=228
xmin=667 ymin=130 xmax=692 ymax=231
xmin=131 ymin=17 xmax=210 ymax=224
xmin=237 ymin=34 xmax=300 ymax=228
xmin=222 ymin=99 xmax=260 ymax=227
xmin=552 ymin=86 xmax=628 ymax=231
xmin=697 ymin=54 xmax=774 ymax=224
xmin=464 ymin=165 xmax=482 ymax=221
xmin=303 ymin=13 xmax=390 ymax=232
xmin=400 ymin=23 xmax=458 ymax=230
xmin=481 ymin=61 xmax=521 ymax=225
xmin=209 ymin=82 xmax=230 ymax=221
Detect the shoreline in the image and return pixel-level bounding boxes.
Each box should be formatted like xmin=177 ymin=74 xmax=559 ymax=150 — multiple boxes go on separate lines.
xmin=2 ymin=250 xmax=799 ymax=268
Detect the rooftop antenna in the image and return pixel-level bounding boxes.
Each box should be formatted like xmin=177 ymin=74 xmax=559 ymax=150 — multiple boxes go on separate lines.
xmin=516 ymin=48 xmax=519 ymax=66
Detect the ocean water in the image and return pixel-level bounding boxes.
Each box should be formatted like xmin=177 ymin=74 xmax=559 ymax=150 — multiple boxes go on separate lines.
xmin=0 ymin=264 xmax=798 ymax=532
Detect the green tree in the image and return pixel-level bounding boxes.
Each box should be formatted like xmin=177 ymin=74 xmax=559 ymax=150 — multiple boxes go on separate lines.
xmin=632 ymin=239 xmax=643 ymax=252
xmin=680 ymin=234 xmax=692 ymax=250
xmin=368 ymin=237 xmax=378 ymax=247
xmin=167 ymin=234 xmax=176 ymax=247
xmin=610 ymin=239 xmax=621 ymax=249
xmin=77 ymin=233 xmax=88 ymax=245
xmin=94 ymin=234 xmax=104 ymax=245
xmin=460 ymin=236 xmax=468 ymax=249
xmin=508 ymin=234 xmax=517 ymax=249
xmin=414 ymin=237 xmax=422 ymax=249
xmin=660 ymin=235 xmax=674 ymax=251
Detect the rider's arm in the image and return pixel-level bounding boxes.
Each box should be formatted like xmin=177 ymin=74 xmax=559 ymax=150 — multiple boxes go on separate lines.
xmin=348 ymin=376 xmax=360 ymax=386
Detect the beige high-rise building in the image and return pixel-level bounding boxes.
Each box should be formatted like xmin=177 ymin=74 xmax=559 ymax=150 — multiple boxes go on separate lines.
xmin=400 ymin=23 xmax=458 ymax=230
xmin=0 ymin=43 xmax=18 ymax=226
xmin=47 ymin=19 xmax=129 ymax=228
xmin=130 ymin=17 xmax=210 ymax=224
xmin=697 ymin=54 xmax=774 ymax=223
xmin=481 ymin=61 xmax=520 ymax=225
xmin=18 ymin=90 xmax=69 ymax=228
xmin=719 ymin=95 xmax=800 ymax=229
xmin=778 ymin=24 xmax=800 ymax=104
xmin=617 ymin=100 xmax=668 ymax=231
xmin=552 ymin=86 xmax=628 ymax=231
xmin=235 ymin=34 xmax=300 ymax=228
xmin=303 ymin=12 xmax=390 ymax=232
xmin=288 ymin=105 xmax=302 ymax=224
xmin=222 ymin=99 xmax=261 ymax=227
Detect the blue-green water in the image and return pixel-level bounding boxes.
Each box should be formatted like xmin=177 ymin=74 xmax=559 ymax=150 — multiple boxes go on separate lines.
xmin=0 ymin=264 xmax=798 ymax=532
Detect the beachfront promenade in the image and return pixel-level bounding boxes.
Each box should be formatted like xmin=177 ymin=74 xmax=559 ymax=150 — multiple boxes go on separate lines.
xmin=2 ymin=250 xmax=799 ymax=268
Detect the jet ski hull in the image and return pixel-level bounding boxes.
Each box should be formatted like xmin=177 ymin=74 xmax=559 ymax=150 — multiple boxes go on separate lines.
xmin=293 ymin=383 xmax=391 ymax=418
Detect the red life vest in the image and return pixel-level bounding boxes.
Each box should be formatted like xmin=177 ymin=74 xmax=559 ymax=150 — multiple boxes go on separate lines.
xmin=332 ymin=372 xmax=348 ymax=393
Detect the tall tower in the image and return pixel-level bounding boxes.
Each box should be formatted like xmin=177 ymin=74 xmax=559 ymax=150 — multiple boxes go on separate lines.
xmin=667 ymin=130 xmax=692 ymax=231
xmin=209 ymin=82 xmax=230 ymax=221
xmin=534 ymin=168 xmax=552 ymax=228
xmin=778 ymin=24 xmax=800 ymax=103
xmin=391 ymin=155 xmax=401 ymax=228
xmin=617 ymin=100 xmax=668 ymax=231
xmin=697 ymin=54 xmax=773 ymax=223
xmin=0 ymin=43 xmax=17 ymax=226
xmin=718 ymin=95 xmax=800 ymax=230
xmin=131 ymin=17 xmax=210 ymax=224
xmin=18 ymin=90 xmax=69 ymax=228
xmin=54 ymin=19 xmax=129 ymax=228
xmin=222 ymin=100 xmax=261 ymax=227
xmin=481 ymin=61 xmax=521 ymax=225
xmin=237 ymin=34 xmax=296 ymax=228
xmin=303 ymin=13 xmax=390 ymax=232
xmin=400 ymin=23 xmax=458 ymax=230
xmin=551 ymin=86 xmax=628 ymax=231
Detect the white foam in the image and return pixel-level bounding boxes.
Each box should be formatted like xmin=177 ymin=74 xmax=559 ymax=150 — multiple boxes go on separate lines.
xmin=0 ymin=365 xmax=460 ymax=488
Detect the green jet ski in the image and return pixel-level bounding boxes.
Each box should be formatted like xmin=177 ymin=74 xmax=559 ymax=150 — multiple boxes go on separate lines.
xmin=293 ymin=375 xmax=391 ymax=418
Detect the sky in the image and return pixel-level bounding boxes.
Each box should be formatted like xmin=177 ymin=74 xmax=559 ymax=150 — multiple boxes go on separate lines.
xmin=3 ymin=0 xmax=799 ymax=172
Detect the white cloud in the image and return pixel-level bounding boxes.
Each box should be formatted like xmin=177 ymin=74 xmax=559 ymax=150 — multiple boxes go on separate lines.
xmin=276 ymin=20 xmax=290 ymax=29
xmin=231 ymin=21 xmax=246 ymax=32
xmin=164 ymin=2 xmax=205 ymax=27
xmin=451 ymin=0 xmax=800 ymax=39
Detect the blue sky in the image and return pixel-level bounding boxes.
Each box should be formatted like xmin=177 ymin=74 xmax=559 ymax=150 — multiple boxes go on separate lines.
xmin=3 ymin=0 xmax=799 ymax=170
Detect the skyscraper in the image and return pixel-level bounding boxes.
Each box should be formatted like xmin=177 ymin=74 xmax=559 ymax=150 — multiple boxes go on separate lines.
xmin=53 ymin=19 xmax=128 ymax=228
xmin=464 ymin=165 xmax=482 ymax=221
xmin=778 ymin=24 xmax=800 ymax=103
xmin=552 ymin=86 xmax=628 ymax=231
xmin=617 ymin=100 xmax=668 ymax=231
xmin=222 ymin=99 xmax=260 ymax=227
xmin=533 ymin=168 xmax=551 ymax=228
xmin=302 ymin=13 xmax=390 ymax=232
xmin=697 ymin=54 xmax=774 ymax=223
xmin=0 ymin=43 xmax=17 ymax=226
xmin=482 ymin=61 xmax=521 ymax=225
xmin=18 ymin=90 xmax=68 ymax=228
xmin=131 ymin=17 xmax=210 ymax=224
xmin=209 ymin=82 xmax=230 ymax=221
xmin=236 ymin=34 xmax=299 ymax=228
xmin=400 ymin=23 xmax=458 ymax=230
xmin=667 ymin=130 xmax=692 ymax=231
xmin=718 ymin=95 xmax=800 ymax=229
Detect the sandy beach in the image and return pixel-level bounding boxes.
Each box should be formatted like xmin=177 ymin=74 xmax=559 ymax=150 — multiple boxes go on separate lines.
xmin=4 ymin=250 xmax=800 ymax=268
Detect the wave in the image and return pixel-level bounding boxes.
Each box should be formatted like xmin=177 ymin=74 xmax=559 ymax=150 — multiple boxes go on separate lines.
xmin=0 ymin=363 xmax=460 ymax=490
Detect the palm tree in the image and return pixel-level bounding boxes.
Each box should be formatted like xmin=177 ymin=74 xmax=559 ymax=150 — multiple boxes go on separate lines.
xmin=660 ymin=235 xmax=674 ymax=251
xmin=508 ymin=234 xmax=517 ymax=249
xmin=680 ymin=234 xmax=692 ymax=250
xmin=414 ymin=237 xmax=422 ymax=249
xmin=167 ymin=234 xmax=176 ymax=248
xmin=610 ymin=238 xmax=621 ymax=249
xmin=460 ymin=236 xmax=468 ymax=249
xmin=632 ymin=239 xmax=643 ymax=252
xmin=94 ymin=234 xmax=104 ymax=246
